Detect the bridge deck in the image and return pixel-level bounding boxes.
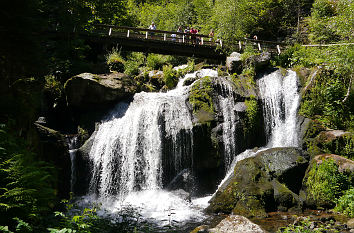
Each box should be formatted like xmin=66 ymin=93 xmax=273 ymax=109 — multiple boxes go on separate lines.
xmin=83 ymin=25 xmax=226 ymax=60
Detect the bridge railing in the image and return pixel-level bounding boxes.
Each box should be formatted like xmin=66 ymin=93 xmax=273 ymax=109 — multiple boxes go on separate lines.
xmin=236 ymin=38 xmax=288 ymax=54
xmin=93 ymin=24 xmax=222 ymax=47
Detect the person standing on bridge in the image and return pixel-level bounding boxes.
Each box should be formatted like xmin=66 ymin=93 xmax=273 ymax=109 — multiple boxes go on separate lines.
xmin=149 ymin=22 xmax=156 ymax=36
xmin=177 ymin=26 xmax=183 ymax=42
xmin=190 ymin=27 xmax=198 ymax=45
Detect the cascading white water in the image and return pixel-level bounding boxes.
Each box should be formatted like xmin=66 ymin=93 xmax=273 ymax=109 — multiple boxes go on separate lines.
xmin=212 ymin=70 xmax=301 ymax=199
xmin=85 ymin=69 xmax=218 ymax=226
xmin=67 ymin=136 xmax=79 ymax=193
xmin=76 ymin=67 xmax=301 ymax=229
xmin=216 ymin=77 xmax=237 ymax=169
xmin=257 ymin=70 xmax=300 ymax=147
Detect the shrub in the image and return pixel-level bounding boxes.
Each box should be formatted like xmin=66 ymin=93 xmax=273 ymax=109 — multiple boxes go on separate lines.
xmin=306 ymin=158 xmax=351 ymax=207
xmin=106 ymin=48 xmax=125 ymax=72
xmin=163 ymin=65 xmax=178 ymax=89
xmin=335 ymin=188 xmax=354 ymax=217
xmin=0 ymin=123 xmax=56 ymax=231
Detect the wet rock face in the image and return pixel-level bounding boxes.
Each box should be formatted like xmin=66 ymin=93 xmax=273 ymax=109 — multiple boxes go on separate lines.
xmin=64 ymin=72 xmax=137 ymax=109
xmin=209 ymin=215 xmax=266 ymax=233
xmin=207 ymin=147 xmax=309 ymax=218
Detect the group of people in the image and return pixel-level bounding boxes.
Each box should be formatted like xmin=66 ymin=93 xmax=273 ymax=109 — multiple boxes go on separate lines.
xmin=148 ymin=22 xmax=215 ymax=45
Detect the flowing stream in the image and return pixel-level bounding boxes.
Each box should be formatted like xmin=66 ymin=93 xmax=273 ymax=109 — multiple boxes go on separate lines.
xmin=74 ymin=68 xmax=301 ymax=231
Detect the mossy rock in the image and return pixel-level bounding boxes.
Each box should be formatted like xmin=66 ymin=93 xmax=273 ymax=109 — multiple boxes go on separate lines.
xmin=207 ymin=148 xmax=309 ymax=217
xmin=305 ymin=128 xmax=354 ymax=159
xmin=230 ymin=73 xmax=257 ymax=98
xmin=189 ymin=76 xmax=216 ymax=123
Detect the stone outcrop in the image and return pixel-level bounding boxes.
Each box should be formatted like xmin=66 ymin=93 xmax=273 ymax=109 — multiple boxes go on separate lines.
xmin=245 ymin=52 xmax=271 ymax=73
xmin=207 ymin=147 xmax=309 ymax=217
xmin=33 ymin=123 xmax=71 ymax=198
xmin=64 ymin=72 xmax=137 ymax=109
xmin=226 ymin=52 xmax=242 ymax=74
xmin=209 ymin=215 xmax=266 ymax=233
xmin=304 ymin=126 xmax=354 ymax=159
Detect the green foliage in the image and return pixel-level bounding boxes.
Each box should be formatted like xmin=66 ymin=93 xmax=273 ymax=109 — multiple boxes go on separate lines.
xmin=162 ymin=65 xmax=178 ymax=89
xmin=146 ymin=54 xmax=172 ymax=70
xmin=44 ymin=75 xmax=63 ymax=100
xmin=277 ymin=217 xmax=340 ymax=233
xmin=124 ymin=52 xmax=146 ymax=77
xmin=335 ymin=188 xmax=354 ymax=217
xmin=240 ymin=45 xmax=260 ymax=62
xmin=0 ymin=122 xmax=56 ymax=231
xmin=299 ymin=69 xmax=353 ymax=130
xmin=244 ymin=96 xmax=260 ymax=136
xmin=306 ymin=159 xmax=351 ymax=207
xmin=307 ymin=0 xmax=354 ymax=43
xmin=105 ymin=48 xmax=125 ymax=72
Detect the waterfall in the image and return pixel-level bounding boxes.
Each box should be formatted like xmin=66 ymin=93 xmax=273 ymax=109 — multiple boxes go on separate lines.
xmin=216 ymin=77 xmax=237 ymax=169
xmin=86 ymin=68 xmax=216 ymax=202
xmin=88 ymin=84 xmax=194 ymax=199
xmin=75 ymin=67 xmax=301 ymax=228
xmin=67 ymin=135 xmax=79 ymax=193
xmin=257 ymin=70 xmax=300 ymax=147
xmin=212 ymin=70 xmax=301 ymax=199
xmin=82 ymin=69 xmax=219 ymax=226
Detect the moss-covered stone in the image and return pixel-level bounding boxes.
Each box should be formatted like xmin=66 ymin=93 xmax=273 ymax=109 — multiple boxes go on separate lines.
xmin=207 ymin=148 xmax=309 ymax=217
xmin=230 ymin=71 xmax=257 ymax=98
xmin=189 ymin=76 xmax=215 ymax=123
xmin=304 ymin=126 xmax=354 ymax=159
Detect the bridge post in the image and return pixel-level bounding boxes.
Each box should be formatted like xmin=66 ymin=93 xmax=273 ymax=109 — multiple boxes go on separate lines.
xmin=239 ymin=41 xmax=242 ymax=50
xmin=127 ymin=30 xmax=130 ymax=38
xmin=201 ymin=37 xmax=204 ymax=45
xmin=257 ymin=42 xmax=261 ymax=51
xmin=277 ymin=45 xmax=281 ymax=54
xmin=220 ymin=39 xmax=222 ymax=47
xmin=183 ymin=35 xmax=185 ymax=43
xmin=145 ymin=31 xmax=148 ymax=39
xmin=164 ymin=33 xmax=166 ymax=41
xmin=108 ymin=27 xmax=112 ymax=36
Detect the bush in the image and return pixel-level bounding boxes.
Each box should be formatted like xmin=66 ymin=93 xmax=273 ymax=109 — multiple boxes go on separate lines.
xmin=106 ymin=48 xmax=125 ymax=72
xmin=0 ymin=122 xmax=56 ymax=232
xmin=306 ymin=158 xmax=351 ymax=207
xmin=163 ymin=65 xmax=178 ymax=89
xmin=124 ymin=52 xmax=146 ymax=77
xmin=335 ymin=188 xmax=354 ymax=218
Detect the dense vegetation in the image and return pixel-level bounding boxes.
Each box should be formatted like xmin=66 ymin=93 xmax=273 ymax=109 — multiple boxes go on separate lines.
xmin=0 ymin=0 xmax=353 ymax=231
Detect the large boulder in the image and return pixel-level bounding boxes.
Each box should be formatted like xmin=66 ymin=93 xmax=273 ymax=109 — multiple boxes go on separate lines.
xmin=64 ymin=72 xmax=137 ymax=109
xmin=33 ymin=123 xmax=71 ymax=198
xmin=208 ymin=215 xmax=266 ymax=233
xmin=207 ymin=147 xmax=309 ymax=218
xmin=226 ymin=52 xmax=242 ymax=74
xmin=305 ymin=128 xmax=354 ymax=159
xmin=245 ymin=52 xmax=271 ymax=73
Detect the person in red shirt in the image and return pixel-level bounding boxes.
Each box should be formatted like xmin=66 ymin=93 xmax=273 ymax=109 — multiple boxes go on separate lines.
xmin=190 ymin=27 xmax=198 ymax=45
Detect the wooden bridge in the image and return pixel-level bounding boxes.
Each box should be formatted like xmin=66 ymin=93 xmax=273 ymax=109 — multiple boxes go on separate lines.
xmin=76 ymin=25 xmax=288 ymax=61
xmin=40 ymin=24 xmax=291 ymax=62
xmin=79 ymin=24 xmax=225 ymax=60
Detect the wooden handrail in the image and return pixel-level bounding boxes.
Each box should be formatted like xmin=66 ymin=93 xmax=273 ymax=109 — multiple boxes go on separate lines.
xmin=94 ymin=24 xmax=213 ymax=38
